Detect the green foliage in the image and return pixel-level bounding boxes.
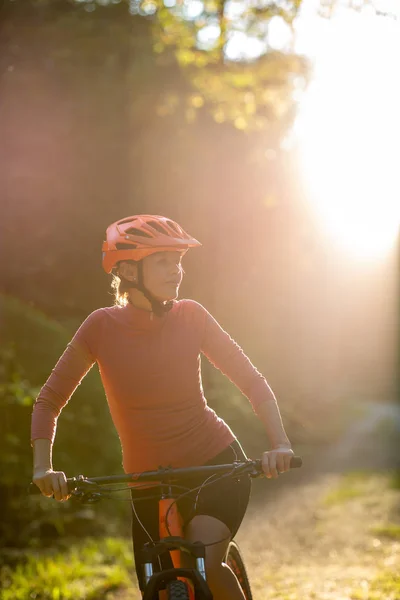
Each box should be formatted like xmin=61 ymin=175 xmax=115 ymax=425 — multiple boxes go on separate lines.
xmin=0 ymin=345 xmax=39 ymax=486
xmin=0 ymin=294 xmax=121 ymax=477
xmin=0 ymin=344 xmax=54 ymax=549
xmin=0 ymin=538 xmax=133 ymax=600
xmin=0 ymin=295 xmax=78 ymax=384
xmin=370 ymin=524 xmax=400 ymax=540
xmin=351 ymin=571 xmax=400 ymax=600
xmin=0 ymin=294 xmax=125 ymax=549
xmin=390 ymin=470 xmax=400 ymax=490
xmin=152 ymin=0 xmax=309 ymax=131
xmin=370 ymin=571 xmax=400 ymax=600
xmin=68 ymin=0 xmax=310 ymax=132
xmin=66 ymin=0 xmax=378 ymax=133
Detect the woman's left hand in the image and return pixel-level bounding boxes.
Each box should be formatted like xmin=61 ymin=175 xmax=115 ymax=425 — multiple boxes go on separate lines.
xmin=261 ymin=446 xmax=294 ymax=479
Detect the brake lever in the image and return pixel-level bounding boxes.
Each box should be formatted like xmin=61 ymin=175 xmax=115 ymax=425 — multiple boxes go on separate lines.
xmin=70 ymin=478 xmax=103 ymax=503
xmin=72 ymin=490 xmax=103 ymax=504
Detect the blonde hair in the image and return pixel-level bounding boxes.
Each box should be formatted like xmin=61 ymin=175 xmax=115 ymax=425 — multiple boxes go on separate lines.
xmin=111 ymin=272 xmax=130 ymax=307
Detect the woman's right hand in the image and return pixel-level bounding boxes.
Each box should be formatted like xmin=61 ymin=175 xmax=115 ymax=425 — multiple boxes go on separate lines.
xmin=32 ymin=469 xmax=70 ymax=502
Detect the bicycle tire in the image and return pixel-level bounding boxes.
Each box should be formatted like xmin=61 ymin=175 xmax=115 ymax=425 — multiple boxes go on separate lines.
xmin=166 ymin=580 xmax=190 ymax=600
xmin=225 ymin=540 xmax=253 ymax=600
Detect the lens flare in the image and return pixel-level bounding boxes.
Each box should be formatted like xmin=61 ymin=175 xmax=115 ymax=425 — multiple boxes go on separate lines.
xmin=294 ymin=10 xmax=400 ymax=261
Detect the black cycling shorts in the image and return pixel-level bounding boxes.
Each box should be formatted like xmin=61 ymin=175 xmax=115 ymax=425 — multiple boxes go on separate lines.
xmin=130 ymin=439 xmax=251 ymax=590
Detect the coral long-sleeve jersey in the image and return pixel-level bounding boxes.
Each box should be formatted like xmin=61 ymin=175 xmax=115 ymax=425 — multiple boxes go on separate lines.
xmin=31 ymin=300 xmax=276 ymax=473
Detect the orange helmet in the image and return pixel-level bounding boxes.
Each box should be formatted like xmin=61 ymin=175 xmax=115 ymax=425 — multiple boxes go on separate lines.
xmin=102 ymin=214 xmax=202 ymax=273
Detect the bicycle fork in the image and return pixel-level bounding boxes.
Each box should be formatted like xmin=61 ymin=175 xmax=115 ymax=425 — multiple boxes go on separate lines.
xmin=140 ymin=498 xmax=211 ymax=599
xmin=160 ymin=497 xmax=199 ymax=598
xmin=141 ymin=538 xmax=211 ymax=600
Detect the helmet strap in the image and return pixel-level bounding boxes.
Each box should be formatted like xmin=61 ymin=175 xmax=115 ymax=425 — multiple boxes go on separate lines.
xmin=122 ymin=261 xmax=173 ymax=317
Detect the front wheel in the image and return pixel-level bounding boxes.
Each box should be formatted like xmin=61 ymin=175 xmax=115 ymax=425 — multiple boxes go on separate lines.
xmin=225 ymin=540 xmax=253 ymax=600
xmin=166 ymin=580 xmax=190 ymax=600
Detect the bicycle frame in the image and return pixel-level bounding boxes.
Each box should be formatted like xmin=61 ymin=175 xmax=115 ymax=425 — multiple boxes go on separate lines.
xmin=140 ymin=490 xmax=212 ymax=600
xmin=29 ymin=457 xmax=302 ymax=600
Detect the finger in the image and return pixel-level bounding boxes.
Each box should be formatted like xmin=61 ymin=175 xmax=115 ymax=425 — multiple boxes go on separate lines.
xmin=261 ymin=454 xmax=272 ymax=479
xmin=34 ymin=482 xmax=49 ymax=497
xmin=32 ymin=475 xmax=50 ymax=497
xmin=276 ymin=454 xmax=286 ymax=474
xmin=282 ymin=453 xmax=293 ymax=472
xmin=58 ymin=474 xmax=70 ymax=501
xmin=276 ymin=452 xmax=292 ymax=473
xmin=268 ymin=455 xmax=279 ymax=479
xmin=51 ymin=478 xmax=63 ymax=502
xmin=41 ymin=480 xmax=55 ymax=497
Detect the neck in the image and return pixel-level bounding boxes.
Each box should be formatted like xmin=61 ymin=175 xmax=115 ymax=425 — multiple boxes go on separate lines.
xmin=127 ymin=289 xmax=165 ymax=312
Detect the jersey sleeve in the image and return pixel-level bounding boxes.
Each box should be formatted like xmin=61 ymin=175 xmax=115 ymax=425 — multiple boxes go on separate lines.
xmin=30 ymin=309 xmax=104 ymax=443
xmin=191 ymin=301 xmax=277 ymax=412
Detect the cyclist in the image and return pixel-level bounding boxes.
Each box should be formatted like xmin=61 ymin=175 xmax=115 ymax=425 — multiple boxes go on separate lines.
xmin=31 ymin=214 xmax=294 ymax=600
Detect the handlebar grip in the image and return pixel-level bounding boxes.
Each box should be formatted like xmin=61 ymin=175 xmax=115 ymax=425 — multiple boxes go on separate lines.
xmin=253 ymin=455 xmax=302 ymax=476
xmin=27 ymin=478 xmax=77 ymax=496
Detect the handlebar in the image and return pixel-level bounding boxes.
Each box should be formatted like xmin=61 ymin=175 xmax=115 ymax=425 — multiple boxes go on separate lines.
xmin=28 ymin=456 xmax=302 ymax=496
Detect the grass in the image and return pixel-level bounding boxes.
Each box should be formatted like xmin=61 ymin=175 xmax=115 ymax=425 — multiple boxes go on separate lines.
xmin=351 ymin=571 xmax=400 ymax=600
xmin=236 ymin=467 xmax=400 ymax=600
xmin=3 ymin=457 xmax=400 ymax=599
xmin=322 ymin=471 xmax=373 ymax=506
xmin=390 ymin=469 xmax=400 ymax=490
xmin=370 ymin=524 xmax=400 ymax=540
xmin=370 ymin=571 xmax=400 ymax=599
xmin=0 ymin=538 xmax=135 ymax=600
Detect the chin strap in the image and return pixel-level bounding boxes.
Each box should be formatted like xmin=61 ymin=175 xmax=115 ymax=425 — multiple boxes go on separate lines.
xmin=123 ymin=261 xmax=174 ymax=318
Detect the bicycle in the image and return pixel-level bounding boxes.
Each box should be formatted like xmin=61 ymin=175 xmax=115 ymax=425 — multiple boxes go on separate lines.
xmin=30 ymin=456 xmax=302 ymax=600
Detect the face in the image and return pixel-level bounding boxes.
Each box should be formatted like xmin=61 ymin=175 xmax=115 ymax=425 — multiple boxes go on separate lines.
xmin=142 ymin=251 xmax=184 ymax=301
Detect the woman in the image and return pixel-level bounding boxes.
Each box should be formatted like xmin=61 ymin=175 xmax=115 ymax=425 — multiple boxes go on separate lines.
xmin=31 ymin=214 xmax=294 ymax=600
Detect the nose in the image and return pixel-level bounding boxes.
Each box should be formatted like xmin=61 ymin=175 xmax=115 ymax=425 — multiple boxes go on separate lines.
xmin=170 ymin=267 xmax=181 ymax=280
xmin=168 ymin=260 xmax=180 ymax=274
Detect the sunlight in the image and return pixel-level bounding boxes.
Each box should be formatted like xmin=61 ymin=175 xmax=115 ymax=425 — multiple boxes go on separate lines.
xmin=183 ymin=0 xmax=204 ymax=20
xmin=268 ymin=16 xmax=292 ymax=51
xmin=197 ymin=22 xmax=221 ymax=51
xmin=225 ymin=31 xmax=267 ymax=62
xmin=293 ymin=8 xmax=400 ymax=261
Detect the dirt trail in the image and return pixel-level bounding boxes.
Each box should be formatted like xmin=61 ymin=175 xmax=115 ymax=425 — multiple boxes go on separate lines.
xmin=111 ymin=400 xmax=400 ymax=599
xmin=235 ymin=400 xmax=400 ymax=599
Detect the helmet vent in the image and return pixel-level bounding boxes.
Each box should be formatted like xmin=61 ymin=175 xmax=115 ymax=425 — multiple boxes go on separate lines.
xmin=125 ymin=227 xmax=152 ymax=238
xmin=116 ymin=242 xmax=138 ymax=250
xmin=148 ymin=220 xmax=168 ymax=235
xmin=166 ymin=220 xmax=182 ymax=235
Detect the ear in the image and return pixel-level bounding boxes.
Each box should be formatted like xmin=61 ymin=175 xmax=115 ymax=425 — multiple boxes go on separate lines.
xmin=118 ymin=261 xmax=138 ymax=282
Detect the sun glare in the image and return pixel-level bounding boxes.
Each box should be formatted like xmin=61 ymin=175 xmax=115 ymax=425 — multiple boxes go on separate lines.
xmin=294 ymin=8 xmax=400 ymax=261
